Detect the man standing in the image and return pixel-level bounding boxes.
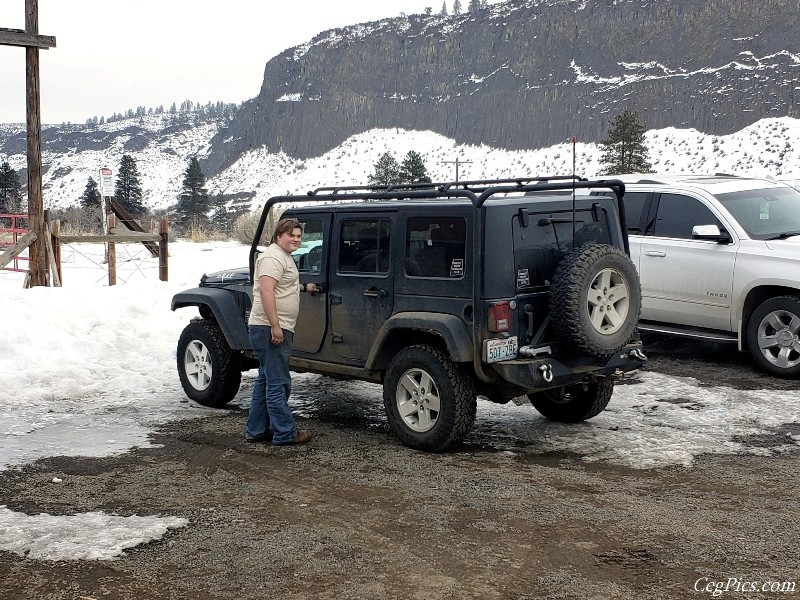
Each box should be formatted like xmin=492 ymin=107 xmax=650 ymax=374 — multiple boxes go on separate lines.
xmin=246 ymin=218 xmax=318 ymax=445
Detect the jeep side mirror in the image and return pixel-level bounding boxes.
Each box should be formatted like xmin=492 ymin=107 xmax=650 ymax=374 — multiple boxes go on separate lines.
xmin=692 ymin=224 xmax=731 ymax=244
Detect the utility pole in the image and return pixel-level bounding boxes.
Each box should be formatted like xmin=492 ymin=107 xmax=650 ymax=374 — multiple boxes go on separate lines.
xmin=442 ymin=157 xmax=472 ymax=182
xmin=0 ymin=0 xmax=56 ymax=287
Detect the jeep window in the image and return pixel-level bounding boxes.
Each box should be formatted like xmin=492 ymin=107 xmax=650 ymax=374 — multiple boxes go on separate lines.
xmin=293 ymin=219 xmax=324 ymax=272
xmin=513 ymin=207 xmax=613 ymax=289
xmin=338 ymin=219 xmax=391 ymax=274
xmin=715 ymin=186 xmax=800 ymax=240
xmin=651 ymin=193 xmax=722 ymax=239
xmin=406 ymin=217 xmax=466 ymax=278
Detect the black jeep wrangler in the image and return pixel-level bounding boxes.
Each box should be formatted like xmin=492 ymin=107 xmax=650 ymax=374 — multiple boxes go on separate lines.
xmin=172 ymin=177 xmax=646 ymax=451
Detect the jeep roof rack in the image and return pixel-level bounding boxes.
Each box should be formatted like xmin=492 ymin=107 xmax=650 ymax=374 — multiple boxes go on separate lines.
xmin=309 ymin=176 xmax=586 ymax=196
xmin=253 ymin=177 xmax=629 ymax=279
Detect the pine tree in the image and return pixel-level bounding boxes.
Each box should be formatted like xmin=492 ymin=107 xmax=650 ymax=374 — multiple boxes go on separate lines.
xmin=468 ymin=0 xmax=481 ymax=11
xmin=0 ymin=161 xmax=24 ymax=214
xmin=453 ymin=0 xmax=462 ymax=15
xmin=598 ymin=111 xmax=652 ymax=175
xmin=440 ymin=1 xmax=448 ymax=15
xmin=79 ymin=177 xmax=102 ymax=208
xmin=209 ymin=191 xmax=235 ymax=232
xmin=176 ymin=156 xmax=211 ymax=224
xmin=399 ymin=151 xmax=432 ymax=184
xmin=368 ymin=152 xmax=401 ymax=186
xmin=115 ymin=154 xmax=146 ymax=216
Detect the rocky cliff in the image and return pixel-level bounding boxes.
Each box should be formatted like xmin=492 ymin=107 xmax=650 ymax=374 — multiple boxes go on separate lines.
xmin=204 ymin=0 xmax=800 ymax=173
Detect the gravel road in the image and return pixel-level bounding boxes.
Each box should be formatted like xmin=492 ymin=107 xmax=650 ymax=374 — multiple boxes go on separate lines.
xmin=2 ymin=335 xmax=799 ymax=600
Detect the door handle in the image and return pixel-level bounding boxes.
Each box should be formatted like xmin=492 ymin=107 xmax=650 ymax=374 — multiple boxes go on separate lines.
xmin=363 ymin=287 xmax=387 ymax=298
xmin=644 ymin=251 xmax=667 ymax=257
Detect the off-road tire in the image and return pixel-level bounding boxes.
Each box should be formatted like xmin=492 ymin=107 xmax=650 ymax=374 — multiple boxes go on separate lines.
xmin=746 ymin=295 xmax=800 ymax=379
xmin=528 ymin=378 xmax=614 ymax=422
xmin=383 ymin=344 xmax=476 ymax=452
xmin=550 ymin=243 xmax=641 ymax=357
xmin=177 ymin=319 xmax=242 ymax=407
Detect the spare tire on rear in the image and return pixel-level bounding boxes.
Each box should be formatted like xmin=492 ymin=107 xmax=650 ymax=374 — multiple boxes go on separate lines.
xmin=549 ymin=243 xmax=641 ymax=357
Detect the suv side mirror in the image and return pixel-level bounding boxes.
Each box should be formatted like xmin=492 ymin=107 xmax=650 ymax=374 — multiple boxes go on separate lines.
xmin=692 ymin=224 xmax=732 ymax=244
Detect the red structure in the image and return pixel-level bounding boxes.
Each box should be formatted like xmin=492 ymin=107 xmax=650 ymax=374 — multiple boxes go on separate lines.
xmin=0 ymin=213 xmax=30 ymax=272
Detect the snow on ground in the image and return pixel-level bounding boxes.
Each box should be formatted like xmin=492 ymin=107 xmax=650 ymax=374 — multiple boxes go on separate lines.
xmin=1 ymin=239 xmax=799 ymax=560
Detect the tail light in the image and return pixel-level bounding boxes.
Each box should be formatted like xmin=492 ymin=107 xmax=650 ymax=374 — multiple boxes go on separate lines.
xmin=488 ymin=301 xmax=511 ymax=332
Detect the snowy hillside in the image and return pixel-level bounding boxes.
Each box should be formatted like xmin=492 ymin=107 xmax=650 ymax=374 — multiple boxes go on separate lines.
xmin=2 ymin=116 xmax=800 ymax=212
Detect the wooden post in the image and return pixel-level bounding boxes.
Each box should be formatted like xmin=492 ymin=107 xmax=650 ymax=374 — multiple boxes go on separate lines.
xmin=1 ymin=1 xmax=56 ymax=284
xmin=42 ymin=210 xmax=59 ymax=286
xmin=107 ymin=213 xmax=116 ymax=286
xmin=51 ymin=218 xmax=62 ymax=284
xmin=25 ymin=0 xmax=47 ymax=287
xmin=159 ymin=218 xmax=169 ymax=282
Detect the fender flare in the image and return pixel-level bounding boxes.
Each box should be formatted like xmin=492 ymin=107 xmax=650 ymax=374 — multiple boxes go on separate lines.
xmin=171 ymin=287 xmax=250 ymax=350
xmin=366 ymin=311 xmax=474 ymax=368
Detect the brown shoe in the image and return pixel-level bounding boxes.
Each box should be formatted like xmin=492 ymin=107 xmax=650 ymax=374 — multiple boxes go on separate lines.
xmin=287 ymin=429 xmax=312 ymax=445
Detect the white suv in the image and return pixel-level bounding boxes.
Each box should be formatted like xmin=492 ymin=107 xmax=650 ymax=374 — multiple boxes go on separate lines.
xmin=596 ymin=174 xmax=800 ymax=378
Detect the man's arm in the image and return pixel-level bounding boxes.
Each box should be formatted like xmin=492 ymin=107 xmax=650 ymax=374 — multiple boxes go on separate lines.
xmin=259 ymin=275 xmax=283 ymax=344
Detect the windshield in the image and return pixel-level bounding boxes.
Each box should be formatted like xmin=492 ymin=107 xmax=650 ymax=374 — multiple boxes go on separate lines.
xmin=715 ymin=186 xmax=800 ymax=240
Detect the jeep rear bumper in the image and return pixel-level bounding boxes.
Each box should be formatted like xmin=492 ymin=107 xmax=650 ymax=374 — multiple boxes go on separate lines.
xmin=487 ymin=341 xmax=646 ymax=393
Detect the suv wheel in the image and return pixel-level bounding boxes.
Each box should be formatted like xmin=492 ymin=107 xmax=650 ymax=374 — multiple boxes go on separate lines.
xmin=550 ymin=244 xmax=641 ymax=357
xmin=746 ymin=295 xmax=800 ymax=378
xmin=383 ymin=344 xmax=476 ymax=452
xmin=528 ymin=378 xmax=614 ymax=422
xmin=177 ymin=320 xmax=242 ymax=407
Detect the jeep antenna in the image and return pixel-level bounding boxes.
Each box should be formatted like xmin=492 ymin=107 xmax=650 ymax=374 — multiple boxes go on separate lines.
xmin=570 ymin=135 xmax=577 ymax=247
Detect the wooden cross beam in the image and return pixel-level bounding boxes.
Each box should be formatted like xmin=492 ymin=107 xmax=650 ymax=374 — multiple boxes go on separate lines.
xmin=0 ymin=0 xmax=56 ymax=287
xmin=0 ymin=27 xmax=56 ymax=49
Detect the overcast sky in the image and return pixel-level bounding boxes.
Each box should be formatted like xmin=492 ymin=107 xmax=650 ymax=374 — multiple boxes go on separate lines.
xmin=0 ymin=0 xmax=467 ymax=124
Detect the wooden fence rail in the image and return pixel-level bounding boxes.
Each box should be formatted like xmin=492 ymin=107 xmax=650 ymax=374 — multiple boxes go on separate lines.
xmin=52 ymin=214 xmax=169 ymax=285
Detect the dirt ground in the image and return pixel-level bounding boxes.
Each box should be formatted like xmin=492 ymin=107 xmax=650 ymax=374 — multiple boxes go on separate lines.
xmin=2 ymin=335 xmax=799 ymax=600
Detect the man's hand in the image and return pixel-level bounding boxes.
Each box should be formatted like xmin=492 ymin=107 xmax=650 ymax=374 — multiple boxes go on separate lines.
xmin=270 ymin=324 xmax=284 ymax=344
xmin=306 ymin=282 xmax=320 ymax=295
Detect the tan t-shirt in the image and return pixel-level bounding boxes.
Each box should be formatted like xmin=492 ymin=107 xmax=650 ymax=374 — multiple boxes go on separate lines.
xmin=248 ymin=244 xmax=300 ymax=332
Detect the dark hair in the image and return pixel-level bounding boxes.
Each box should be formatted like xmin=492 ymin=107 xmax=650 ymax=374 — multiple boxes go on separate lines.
xmin=271 ymin=218 xmax=302 ymax=244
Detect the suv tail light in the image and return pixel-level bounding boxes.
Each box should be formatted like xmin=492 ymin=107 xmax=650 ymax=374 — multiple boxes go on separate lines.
xmin=488 ymin=301 xmax=511 ymax=332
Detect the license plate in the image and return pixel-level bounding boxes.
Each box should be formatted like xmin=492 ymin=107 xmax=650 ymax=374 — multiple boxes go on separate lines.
xmin=484 ymin=336 xmax=518 ymax=363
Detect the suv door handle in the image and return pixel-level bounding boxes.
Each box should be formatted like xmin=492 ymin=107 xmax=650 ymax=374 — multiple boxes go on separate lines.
xmin=363 ymin=287 xmax=387 ymax=298
xmin=644 ymin=250 xmax=667 ymax=257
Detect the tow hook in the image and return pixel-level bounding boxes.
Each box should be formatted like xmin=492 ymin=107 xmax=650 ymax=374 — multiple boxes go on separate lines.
xmin=539 ymin=363 xmax=553 ymax=383
xmin=628 ymin=348 xmax=647 ymax=361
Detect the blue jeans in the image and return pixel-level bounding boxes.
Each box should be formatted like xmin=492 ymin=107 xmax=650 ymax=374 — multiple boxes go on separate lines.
xmin=246 ymin=326 xmax=297 ymax=444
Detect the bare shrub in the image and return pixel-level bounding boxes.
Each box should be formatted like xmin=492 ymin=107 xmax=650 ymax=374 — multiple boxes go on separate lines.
xmin=51 ymin=206 xmax=104 ymax=236
xmin=232 ymin=205 xmax=284 ymax=246
xmin=187 ymin=216 xmax=215 ymax=243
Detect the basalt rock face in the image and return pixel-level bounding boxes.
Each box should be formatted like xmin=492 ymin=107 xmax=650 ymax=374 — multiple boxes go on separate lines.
xmin=203 ymin=0 xmax=800 ymax=173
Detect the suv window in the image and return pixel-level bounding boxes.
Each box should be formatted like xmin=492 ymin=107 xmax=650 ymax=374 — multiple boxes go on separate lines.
xmin=716 ymin=187 xmax=800 ymax=240
xmin=406 ymin=216 xmax=466 ymax=278
xmin=338 ymin=219 xmax=391 ymax=274
xmin=651 ymin=193 xmax=722 ymax=239
xmin=622 ymin=192 xmax=648 ymax=234
xmin=594 ymin=191 xmax=648 ymax=234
